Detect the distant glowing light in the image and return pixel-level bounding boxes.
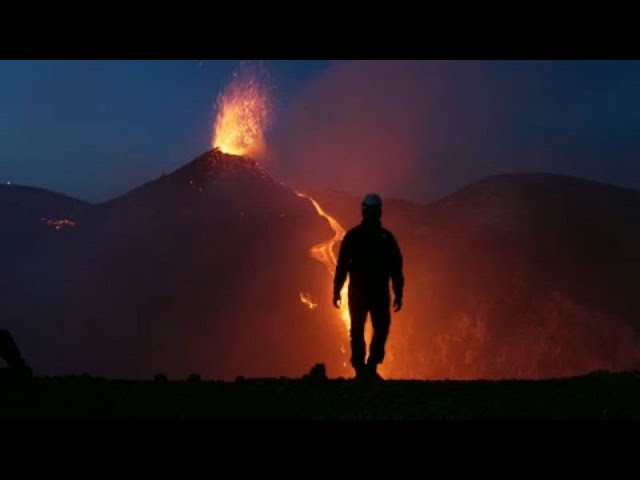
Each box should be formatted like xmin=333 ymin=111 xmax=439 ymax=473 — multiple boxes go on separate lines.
xmin=40 ymin=217 xmax=76 ymax=230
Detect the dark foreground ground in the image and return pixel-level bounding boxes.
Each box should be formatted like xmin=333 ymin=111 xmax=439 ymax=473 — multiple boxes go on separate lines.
xmin=2 ymin=370 xmax=640 ymax=419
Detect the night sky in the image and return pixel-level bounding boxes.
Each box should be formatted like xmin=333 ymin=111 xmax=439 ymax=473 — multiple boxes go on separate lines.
xmin=1 ymin=60 xmax=638 ymax=204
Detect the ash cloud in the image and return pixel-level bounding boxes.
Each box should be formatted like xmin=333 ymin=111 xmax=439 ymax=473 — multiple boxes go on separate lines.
xmin=267 ymin=60 xmax=640 ymax=203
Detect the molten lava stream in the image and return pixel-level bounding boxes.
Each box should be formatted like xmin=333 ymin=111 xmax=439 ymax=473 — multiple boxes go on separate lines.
xmin=296 ymin=192 xmax=351 ymax=333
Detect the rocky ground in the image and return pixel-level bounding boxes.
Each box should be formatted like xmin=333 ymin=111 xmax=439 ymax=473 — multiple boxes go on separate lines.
xmin=2 ymin=369 xmax=640 ymax=419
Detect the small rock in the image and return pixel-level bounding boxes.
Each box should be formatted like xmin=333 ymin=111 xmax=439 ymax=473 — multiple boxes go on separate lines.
xmin=303 ymin=363 xmax=327 ymax=381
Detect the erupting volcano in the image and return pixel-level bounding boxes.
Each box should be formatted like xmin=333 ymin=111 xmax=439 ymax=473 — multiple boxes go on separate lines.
xmin=2 ymin=63 xmax=640 ymax=383
xmin=212 ymin=65 xmax=352 ymax=343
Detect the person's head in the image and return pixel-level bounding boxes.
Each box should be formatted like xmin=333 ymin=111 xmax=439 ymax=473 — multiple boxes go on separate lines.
xmin=361 ymin=193 xmax=382 ymax=221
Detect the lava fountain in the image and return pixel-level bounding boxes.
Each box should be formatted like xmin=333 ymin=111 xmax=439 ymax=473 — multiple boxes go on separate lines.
xmin=212 ymin=63 xmax=271 ymax=157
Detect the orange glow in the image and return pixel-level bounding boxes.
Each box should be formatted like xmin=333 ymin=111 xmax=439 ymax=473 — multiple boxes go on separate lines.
xmin=212 ymin=64 xmax=271 ymax=157
xmin=299 ymin=292 xmax=318 ymax=309
xmin=40 ymin=217 xmax=76 ymax=230
xmin=296 ymin=192 xmax=350 ymax=332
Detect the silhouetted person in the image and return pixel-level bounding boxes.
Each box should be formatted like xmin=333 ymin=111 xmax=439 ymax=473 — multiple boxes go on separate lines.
xmin=0 ymin=329 xmax=32 ymax=377
xmin=333 ymin=194 xmax=404 ymax=380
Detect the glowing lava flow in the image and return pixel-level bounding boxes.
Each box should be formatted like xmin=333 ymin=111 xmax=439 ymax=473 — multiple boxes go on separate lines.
xmin=299 ymin=292 xmax=318 ymax=309
xmin=296 ymin=192 xmax=351 ymax=332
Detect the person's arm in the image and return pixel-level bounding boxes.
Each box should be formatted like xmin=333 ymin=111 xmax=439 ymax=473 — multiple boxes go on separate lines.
xmin=389 ymin=234 xmax=404 ymax=311
xmin=333 ymin=233 xmax=351 ymax=307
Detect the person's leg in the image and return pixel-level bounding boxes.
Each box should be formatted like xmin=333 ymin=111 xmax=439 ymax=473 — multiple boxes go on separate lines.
xmin=348 ymin=299 xmax=368 ymax=377
xmin=368 ymin=300 xmax=391 ymax=375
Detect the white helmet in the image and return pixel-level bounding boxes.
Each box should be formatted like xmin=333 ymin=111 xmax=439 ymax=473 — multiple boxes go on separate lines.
xmin=362 ymin=193 xmax=382 ymax=208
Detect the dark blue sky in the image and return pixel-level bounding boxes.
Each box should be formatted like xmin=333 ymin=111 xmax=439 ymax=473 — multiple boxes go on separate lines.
xmin=0 ymin=60 xmax=329 ymax=201
xmin=1 ymin=60 xmax=638 ymax=203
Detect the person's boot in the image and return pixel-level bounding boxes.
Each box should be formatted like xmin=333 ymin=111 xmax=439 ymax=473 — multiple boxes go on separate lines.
xmin=366 ymin=362 xmax=383 ymax=381
xmin=354 ymin=364 xmax=367 ymax=380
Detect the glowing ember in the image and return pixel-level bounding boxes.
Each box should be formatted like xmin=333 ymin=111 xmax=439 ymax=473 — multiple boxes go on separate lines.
xmin=296 ymin=192 xmax=351 ymax=332
xmin=212 ymin=63 xmax=271 ymax=157
xmin=299 ymin=292 xmax=318 ymax=309
xmin=40 ymin=217 xmax=76 ymax=230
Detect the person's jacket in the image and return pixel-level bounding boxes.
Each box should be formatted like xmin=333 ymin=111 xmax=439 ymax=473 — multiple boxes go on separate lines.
xmin=333 ymin=219 xmax=404 ymax=301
